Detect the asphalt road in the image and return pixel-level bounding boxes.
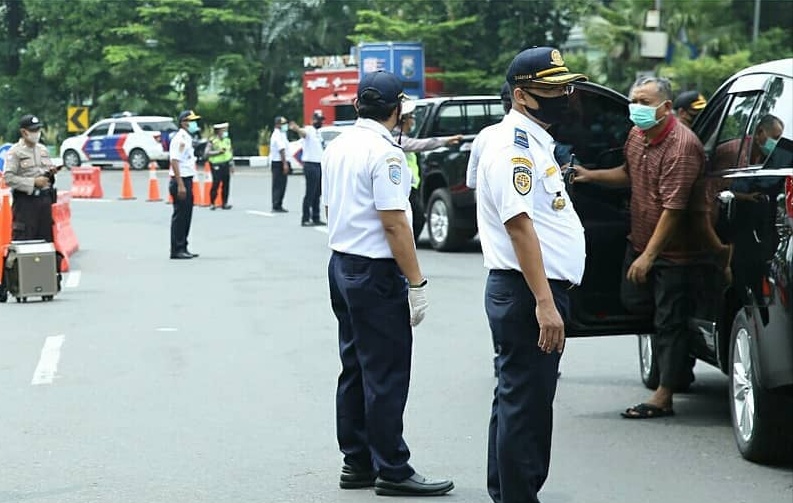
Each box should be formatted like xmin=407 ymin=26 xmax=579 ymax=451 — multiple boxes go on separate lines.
xmin=1 ymin=168 xmax=791 ymax=503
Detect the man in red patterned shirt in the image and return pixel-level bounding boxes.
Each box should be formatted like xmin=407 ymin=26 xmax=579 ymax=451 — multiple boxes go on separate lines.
xmin=572 ymin=76 xmax=710 ymax=419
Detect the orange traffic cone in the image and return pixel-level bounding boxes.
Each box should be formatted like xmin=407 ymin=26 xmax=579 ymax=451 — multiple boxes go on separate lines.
xmin=192 ymin=175 xmax=204 ymax=206
xmin=202 ymin=162 xmax=212 ymax=207
xmin=0 ymin=188 xmax=11 ymax=249
xmin=119 ymin=162 xmax=136 ymax=200
xmin=146 ymin=162 xmax=162 ymax=202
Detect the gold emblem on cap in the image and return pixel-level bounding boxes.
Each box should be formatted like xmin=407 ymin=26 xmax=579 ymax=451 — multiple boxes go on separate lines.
xmin=550 ymin=49 xmax=564 ymax=67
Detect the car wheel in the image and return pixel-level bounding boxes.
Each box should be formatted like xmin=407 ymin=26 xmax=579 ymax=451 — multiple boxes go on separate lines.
xmin=128 ymin=148 xmax=149 ymax=170
xmin=638 ymin=334 xmax=660 ymax=390
xmin=62 ymin=149 xmax=81 ymax=168
xmin=729 ymin=311 xmax=793 ymax=464
xmin=427 ymin=189 xmax=472 ymax=251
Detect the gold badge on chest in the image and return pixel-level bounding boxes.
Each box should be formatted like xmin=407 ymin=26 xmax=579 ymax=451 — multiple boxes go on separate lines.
xmin=552 ymin=193 xmax=566 ymax=211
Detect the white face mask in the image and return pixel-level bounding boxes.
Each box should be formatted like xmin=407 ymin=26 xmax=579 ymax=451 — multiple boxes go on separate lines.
xmin=25 ymin=131 xmax=41 ymax=144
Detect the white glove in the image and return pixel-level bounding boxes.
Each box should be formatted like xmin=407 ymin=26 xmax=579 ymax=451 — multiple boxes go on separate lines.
xmin=408 ymin=280 xmax=428 ymax=327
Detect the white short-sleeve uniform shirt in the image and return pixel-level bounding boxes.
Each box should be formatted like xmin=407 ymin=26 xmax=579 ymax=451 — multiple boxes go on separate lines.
xmin=269 ymin=128 xmax=289 ymax=162
xmin=465 ymin=121 xmax=502 ymax=189
xmin=301 ymin=125 xmax=324 ymax=163
xmin=476 ymin=109 xmax=585 ymax=284
xmin=168 ymin=128 xmax=197 ymax=177
xmin=322 ymin=118 xmax=413 ymax=259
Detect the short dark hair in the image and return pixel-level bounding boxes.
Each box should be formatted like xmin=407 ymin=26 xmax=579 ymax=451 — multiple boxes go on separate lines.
xmin=757 ymin=114 xmax=783 ymax=132
xmin=357 ymin=91 xmax=398 ymax=122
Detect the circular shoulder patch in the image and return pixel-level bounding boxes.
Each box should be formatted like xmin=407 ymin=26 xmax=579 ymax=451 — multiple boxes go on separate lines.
xmin=388 ymin=164 xmax=402 ymax=185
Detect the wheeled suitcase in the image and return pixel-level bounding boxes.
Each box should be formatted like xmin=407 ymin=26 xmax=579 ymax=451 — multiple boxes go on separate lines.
xmin=1 ymin=240 xmax=59 ymax=303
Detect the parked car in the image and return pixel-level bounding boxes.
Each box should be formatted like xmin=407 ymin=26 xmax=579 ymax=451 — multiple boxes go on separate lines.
xmin=410 ymin=95 xmax=505 ymax=249
xmin=409 ymin=61 xmax=792 ymax=463
xmin=559 ymin=59 xmax=793 ymax=464
xmin=60 ymin=115 xmax=178 ymax=170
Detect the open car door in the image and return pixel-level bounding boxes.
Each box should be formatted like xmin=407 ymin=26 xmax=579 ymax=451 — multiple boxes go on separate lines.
xmin=551 ymin=82 xmax=655 ymax=337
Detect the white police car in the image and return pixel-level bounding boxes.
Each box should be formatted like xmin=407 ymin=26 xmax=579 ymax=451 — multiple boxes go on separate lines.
xmin=59 ymin=114 xmax=178 ymax=170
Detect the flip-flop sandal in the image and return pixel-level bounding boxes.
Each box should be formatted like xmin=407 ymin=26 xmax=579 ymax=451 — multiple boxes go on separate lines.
xmin=621 ymin=403 xmax=675 ymax=419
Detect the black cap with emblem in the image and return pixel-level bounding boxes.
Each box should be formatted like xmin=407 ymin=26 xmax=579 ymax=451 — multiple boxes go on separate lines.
xmin=19 ymin=114 xmax=43 ymax=131
xmin=506 ymin=47 xmax=587 ymax=86
xmin=357 ymin=71 xmax=406 ymax=107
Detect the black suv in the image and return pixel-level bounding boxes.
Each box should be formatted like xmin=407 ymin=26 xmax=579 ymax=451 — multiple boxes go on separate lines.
xmin=563 ymin=61 xmax=792 ymax=464
xmin=413 ymin=62 xmax=793 ymax=464
xmin=409 ymin=96 xmax=505 ymax=250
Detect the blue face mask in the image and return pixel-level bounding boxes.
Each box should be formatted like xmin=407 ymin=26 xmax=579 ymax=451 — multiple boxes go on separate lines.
xmin=760 ymin=137 xmax=778 ymax=156
xmin=629 ymin=103 xmax=663 ymax=130
xmin=187 ymin=121 xmax=199 ymax=134
xmin=280 ymin=124 xmax=289 ymax=133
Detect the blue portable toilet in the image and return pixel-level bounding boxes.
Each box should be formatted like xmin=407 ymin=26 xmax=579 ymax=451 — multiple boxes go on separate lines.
xmin=357 ymin=42 xmax=425 ymax=99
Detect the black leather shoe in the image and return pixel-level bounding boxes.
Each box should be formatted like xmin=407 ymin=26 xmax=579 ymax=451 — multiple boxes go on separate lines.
xmin=170 ymin=252 xmax=193 ymax=259
xmin=210 ymin=204 xmax=216 ymax=210
xmin=374 ymin=473 xmax=454 ymax=496
xmin=222 ymin=204 xmax=232 ymax=210
xmin=339 ymin=464 xmax=376 ymax=489
xmin=301 ymin=221 xmax=313 ymax=227
xmin=273 ymin=207 xmax=288 ymax=213
xmin=186 ymin=251 xmax=200 ymax=258
xmin=312 ymin=220 xmax=326 ymax=226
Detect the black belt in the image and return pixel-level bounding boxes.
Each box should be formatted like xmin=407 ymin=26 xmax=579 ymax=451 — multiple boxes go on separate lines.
xmin=490 ymin=269 xmax=577 ymax=290
xmin=13 ymin=188 xmax=52 ymax=198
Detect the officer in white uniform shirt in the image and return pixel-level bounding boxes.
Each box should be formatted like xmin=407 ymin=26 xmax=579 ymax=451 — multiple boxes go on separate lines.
xmin=476 ymin=47 xmax=586 ymax=503
xmin=466 ymin=81 xmax=512 ymax=189
xmin=290 ymin=110 xmax=325 ymax=226
xmin=168 ymin=110 xmax=201 ymax=259
xmin=321 ymin=70 xmax=453 ymax=498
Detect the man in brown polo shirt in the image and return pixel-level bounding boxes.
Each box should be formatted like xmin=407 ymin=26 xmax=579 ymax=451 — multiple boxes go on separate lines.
xmin=572 ymin=76 xmax=710 ymax=419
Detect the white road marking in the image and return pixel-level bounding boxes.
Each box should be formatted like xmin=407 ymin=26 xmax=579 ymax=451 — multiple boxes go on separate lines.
xmin=313 ymin=226 xmax=329 ymax=235
xmin=63 ymin=270 xmax=81 ymax=288
xmin=31 ymin=335 xmax=66 ymax=386
xmin=156 ymin=327 xmax=178 ymax=332
xmin=246 ymin=210 xmax=274 ymax=217
xmin=69 ymin=198 xmax=114 ymax=203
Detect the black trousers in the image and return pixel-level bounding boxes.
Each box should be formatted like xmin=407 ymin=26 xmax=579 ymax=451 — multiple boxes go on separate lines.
xmin=3 ymin=191 xmax=61 ymax=276
xmin=11 ymin=192 xmax=53 ymax=242
xmin=620 ymin=245 xmax=709 ymax=390
xmin=271 ymin=161 xmax=288 ymax=210
xmin=302 ymin=161 xmax=322 ymax=223
xmin=328 ymin=251 xmax=415 ymax=483
xmin=486 ymin=270 xmax=569 ymax=503
xmin=209 ymin=162 xmax=230 ymax=206
xmin=169 ymin=177 xmax=194 ymax=254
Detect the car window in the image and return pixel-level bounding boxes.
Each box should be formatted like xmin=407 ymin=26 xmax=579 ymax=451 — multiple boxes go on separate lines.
xmin=410 ymin=104 xmax=430 ymax=138
xmin=435 ymin=103 xmax=464 ymax=135
xmin=745 ymin=76 xmax=792 ymax=168
xmin=707 ymin=92 xmax=762 ymax=171
xmin=552 ymin=87 xmax=632 ymax=167
xmin=113 ymin=122 xmax=133 ymax=134
xmin=138 ymin=120 xmax=177 ymax=132
xmin=88 ymin=124 xmax=110 ymax=137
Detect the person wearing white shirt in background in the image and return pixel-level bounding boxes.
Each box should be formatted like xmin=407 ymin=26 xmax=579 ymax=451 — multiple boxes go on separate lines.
xmin=475 ymin=47 xmax=586 ymax=503
xmin=290 ymin=110 xmax=326 ymax=226
xmin=269 ymin=115 xmax=290 ymax=212
xmin=168 ymin=109 xmax=201 ymax=260
xmin=321 ymin=70 xmax=453 ymax=497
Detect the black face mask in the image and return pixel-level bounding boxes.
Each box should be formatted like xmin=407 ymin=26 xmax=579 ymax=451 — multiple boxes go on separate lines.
xmin=525 ymin=93 xmax=569 ymax=125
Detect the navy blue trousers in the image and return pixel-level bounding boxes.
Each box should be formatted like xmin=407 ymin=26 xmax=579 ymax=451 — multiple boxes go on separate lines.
xmin=328 ymin=251 xmax=415 ymax=482
xmin=169 ymin=176 xmax=194 ymax=255
xmin=486 ymin=270 xmax=569 ymax=503
xmin=302 ymin=161 xmax=322 ymax=223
